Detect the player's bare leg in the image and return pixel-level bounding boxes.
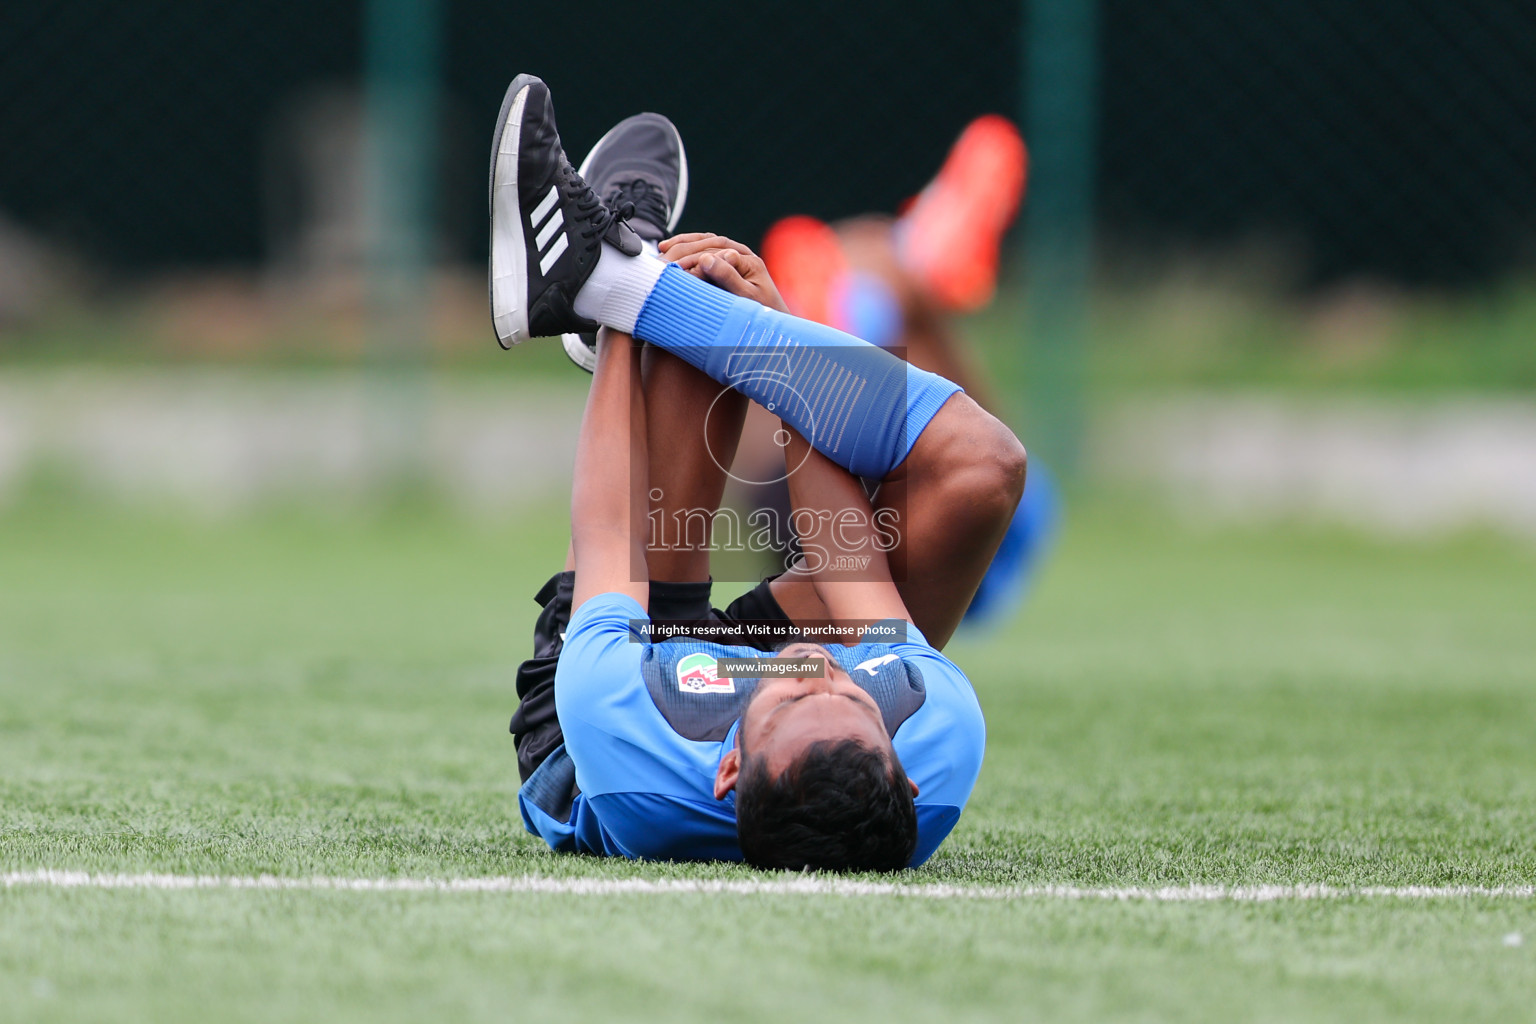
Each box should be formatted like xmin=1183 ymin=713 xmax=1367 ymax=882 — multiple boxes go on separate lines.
xmin=641 ymin=345 xmax=748 ymax=584
xmin=629 ymin=293 xmax=1020 ymax=645
xmin=640 ymin=360 xmax=1023 ymax=647
xmin=660 ymin=235 xmax=1026 ymax=648
xmin=768 ymin=391 xmax=1024 ymax=649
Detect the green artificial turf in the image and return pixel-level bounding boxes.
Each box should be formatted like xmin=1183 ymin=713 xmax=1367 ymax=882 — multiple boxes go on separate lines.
xmin=2 ymin=495 xmax=1534 ymax=1022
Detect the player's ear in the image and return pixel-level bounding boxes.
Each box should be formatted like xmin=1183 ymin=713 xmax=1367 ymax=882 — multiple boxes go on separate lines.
xmin=714 ymin=747 xmax=741 ymax=800
xmin=909 ymin=778 xmax=920 ymax=797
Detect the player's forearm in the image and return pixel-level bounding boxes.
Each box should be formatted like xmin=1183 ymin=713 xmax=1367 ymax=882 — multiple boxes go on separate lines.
xmin=570 ymin=329 xmax=649 ymax=608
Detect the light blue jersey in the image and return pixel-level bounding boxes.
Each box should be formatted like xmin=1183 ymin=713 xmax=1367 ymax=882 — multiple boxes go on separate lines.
xmin=518 ymin=592 xmax=986 ymax=866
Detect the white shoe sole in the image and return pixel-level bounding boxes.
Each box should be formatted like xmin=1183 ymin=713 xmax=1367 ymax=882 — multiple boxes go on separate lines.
xmin=489 ymin=82 xmax=531 ymax=348
xmin=561 ymin=332 xmax=598 ymax=372
xmin=559 ymin=116 xmax=689 ymax=370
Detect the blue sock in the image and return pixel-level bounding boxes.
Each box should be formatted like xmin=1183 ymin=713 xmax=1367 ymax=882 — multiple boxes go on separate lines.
xmin=632 ymin=265 xmax=961 ymax=478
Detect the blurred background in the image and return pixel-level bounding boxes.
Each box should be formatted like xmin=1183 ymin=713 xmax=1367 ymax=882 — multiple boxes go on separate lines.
xmin=2 ymin=0 xmax=1534 ymax=536
xmin=6 ymin=7 xmax=1536 ymax=1013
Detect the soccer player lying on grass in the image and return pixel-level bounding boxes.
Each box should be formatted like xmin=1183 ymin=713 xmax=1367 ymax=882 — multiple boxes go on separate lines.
xmin=493 ymin=74 xmax=1026 ymax=870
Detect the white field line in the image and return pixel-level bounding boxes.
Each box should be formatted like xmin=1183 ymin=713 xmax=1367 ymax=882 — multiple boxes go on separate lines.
xmin=3 ymin=871 xmax=1534 ymax=901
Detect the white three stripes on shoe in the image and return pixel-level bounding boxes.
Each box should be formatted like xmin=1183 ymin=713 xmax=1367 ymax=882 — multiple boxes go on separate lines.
xmin=540 ymin=234 xmax=570 ymax=276
xmin=530 ymin=184 xmax=569 ymax=276
xmin=530 ymin=183 xmax=560 ymax=225
xmin=535 ymin=208 xmax=564 ymax=251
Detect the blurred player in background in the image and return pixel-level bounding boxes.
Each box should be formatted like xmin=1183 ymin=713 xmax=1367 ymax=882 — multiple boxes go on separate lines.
xmin=746 ymin=116 xmax=1059 ymax=626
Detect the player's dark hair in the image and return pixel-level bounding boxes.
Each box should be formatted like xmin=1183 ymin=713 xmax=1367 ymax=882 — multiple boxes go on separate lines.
xmin=734 ymin=738 xmax=918 ymax=872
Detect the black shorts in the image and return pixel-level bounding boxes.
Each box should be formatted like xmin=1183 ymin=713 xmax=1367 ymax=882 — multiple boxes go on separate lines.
xmin=507 ymin=572 xmax=791 ymax=782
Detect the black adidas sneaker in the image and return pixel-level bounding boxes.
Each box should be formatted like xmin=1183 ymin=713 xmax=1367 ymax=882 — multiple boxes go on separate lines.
xmin=489 ymin=74 xmax=642 ymax=348
xmin=560 ymin=113 xmax=689 ymax=372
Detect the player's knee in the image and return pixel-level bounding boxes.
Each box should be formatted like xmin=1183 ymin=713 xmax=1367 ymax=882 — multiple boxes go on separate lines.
xmin=986 ymin=421 xmax=1028 ymax=508
xmin=935 ymin=405 xmax=1027 ymax=525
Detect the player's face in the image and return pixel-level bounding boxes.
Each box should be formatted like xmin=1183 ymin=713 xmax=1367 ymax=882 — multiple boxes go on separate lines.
xmin=738 ymin=643 xmax=891 ymax=776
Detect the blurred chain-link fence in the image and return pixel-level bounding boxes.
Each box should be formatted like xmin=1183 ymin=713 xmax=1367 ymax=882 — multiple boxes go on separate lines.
xmin=3 ymin=0 xmax=1532 ymax=287
xmin=3 ymin=0 xmax=1535 ymax=518
xmin=1101 ymin=0 xmax=1536 ymax=286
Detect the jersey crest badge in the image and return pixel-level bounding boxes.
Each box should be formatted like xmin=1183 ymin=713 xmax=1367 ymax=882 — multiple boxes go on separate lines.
xmin=676 ymin=652 xmax=733 ymax=694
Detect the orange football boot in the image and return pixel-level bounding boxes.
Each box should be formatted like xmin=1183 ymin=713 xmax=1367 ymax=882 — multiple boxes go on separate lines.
xmin=897 ymin=115 xmax=1028 ymax=311
xmin=760 ymin=214 xmax=848 ymax=326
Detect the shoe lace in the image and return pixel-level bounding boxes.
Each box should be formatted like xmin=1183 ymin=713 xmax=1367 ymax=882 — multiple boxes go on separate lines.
xmin=570 ymin=169 xmax=635 ymax=251
xmin=604 ymin=179 xmax=670 ymax=235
